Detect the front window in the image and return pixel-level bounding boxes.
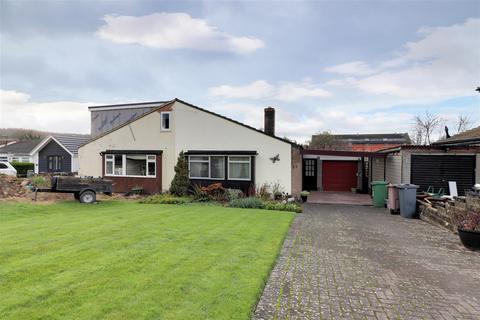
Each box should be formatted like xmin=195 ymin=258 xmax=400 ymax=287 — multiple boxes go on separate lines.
xmin=105 ymin=154 xmax=156 ymax=177
xmin=47 ymin=156 xmax=63 ymax=171
xmin=161 ymin=112 xmax=171 ymax=131
xmin=189 ymin=156 xmax=225 ymax=179
xmin=228 ymin=156 xmax=251 ymax=180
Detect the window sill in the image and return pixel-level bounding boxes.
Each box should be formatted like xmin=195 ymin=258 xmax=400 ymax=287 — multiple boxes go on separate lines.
xmin=105 ymin=174 xmax=157 ymax=178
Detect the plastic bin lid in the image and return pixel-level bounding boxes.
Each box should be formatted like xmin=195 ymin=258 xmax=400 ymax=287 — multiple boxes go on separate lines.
xmin=396 ymin=184 xmax=419 ymax=189
xmin=371 ymin=181 xmax=388 ymax=186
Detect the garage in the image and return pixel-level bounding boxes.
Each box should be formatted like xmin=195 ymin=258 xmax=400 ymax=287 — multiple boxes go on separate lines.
xmin=411 ymin=155 xmax=476 ymax=196
xmin=322 ymin=160 xmax=358 ymax=191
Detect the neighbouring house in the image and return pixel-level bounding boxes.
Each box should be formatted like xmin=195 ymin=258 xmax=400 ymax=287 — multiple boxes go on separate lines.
xmin=78 ymin=99 xmax=301 ymax=195
xmin=310 ymin=133 xmax=410 ymax=152
xmin=31 ymin=134 xmax=91 ymax=173
xmin=433 ymin=126 xmax=480 ymax=147
xmin=0 ymin=139 xmax=42 ymax=163
xmin=370 ymin=145 xmax=480 ymax=196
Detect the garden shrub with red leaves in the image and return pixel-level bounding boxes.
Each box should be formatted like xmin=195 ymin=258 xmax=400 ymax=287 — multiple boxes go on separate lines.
xmin=455 ymin=209 xmax=480 ymax=232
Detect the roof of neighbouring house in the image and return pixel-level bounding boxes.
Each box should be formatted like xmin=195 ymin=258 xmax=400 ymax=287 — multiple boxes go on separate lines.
xmin=51 ymin=134 xmax=91 ymax=154
xmin=312 ymin=133 xmax=410 ymax=145
xmin=377 ymin=144 xmax=480 ymax=154
xmin=433 ymin=126 xmax=480 ymax=146
xmin=0 ymin=139 xmax=42 ymax=154
xmin=80 ymin=98 xmax=300 ymax=148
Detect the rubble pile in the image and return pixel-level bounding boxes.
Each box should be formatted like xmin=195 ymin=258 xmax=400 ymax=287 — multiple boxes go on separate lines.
xmin=0 ymin=174 xmax=30 ymax=199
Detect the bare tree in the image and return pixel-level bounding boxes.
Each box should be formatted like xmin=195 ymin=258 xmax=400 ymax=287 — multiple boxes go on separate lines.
xmin=309 ymin=131 xmax=348 ymax=150
xmin=456 ymin=114 xmax=472 ymax=134
xmin=412 ymin=111 xmax=443 ymax=145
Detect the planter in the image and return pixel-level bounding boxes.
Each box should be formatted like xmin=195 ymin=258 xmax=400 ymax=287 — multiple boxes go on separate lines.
xmin=458 ymin=228 xmax=480 ymax=250
xmin=301 ymin=195 xmax=308 ymax=203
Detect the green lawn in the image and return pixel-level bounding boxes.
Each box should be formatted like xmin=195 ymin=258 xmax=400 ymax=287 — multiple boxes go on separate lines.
xmin=0 ymin=201 xmax=294 ymax=320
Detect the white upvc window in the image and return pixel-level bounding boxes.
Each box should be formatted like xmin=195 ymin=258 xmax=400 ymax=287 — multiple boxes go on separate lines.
xmin=228 ymin=156 xmax=251 ymax=180
xmin=161 ymin=112 xmax=171 ymax=131
xmin=105 ymin=154 xmax=156 ymax=177
xmin=189 ymin=156 xmax=225 ymax=179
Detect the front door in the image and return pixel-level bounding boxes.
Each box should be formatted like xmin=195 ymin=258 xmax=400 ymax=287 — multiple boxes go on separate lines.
xmin=302 ymin=159 xmax=317 ymax=191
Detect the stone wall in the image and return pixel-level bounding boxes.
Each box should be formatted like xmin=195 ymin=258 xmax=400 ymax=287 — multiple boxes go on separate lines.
xmin=418 ymin=194 xmax=480 ymax=233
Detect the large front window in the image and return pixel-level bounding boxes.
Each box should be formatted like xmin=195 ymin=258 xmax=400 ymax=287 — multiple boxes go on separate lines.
xmin=228 ymin=156 xmax=251 ymax=180
xmin=189 ymin=156 xmax=225 ymax=179
xmin=188 ymin=155 xmax=252 ymax=181
xmin=105 ymin=154 xmax=156 ymax=177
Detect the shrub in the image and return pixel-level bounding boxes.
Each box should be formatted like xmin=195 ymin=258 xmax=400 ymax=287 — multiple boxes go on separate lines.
xmin=225 ymin=188 xmax=244 ymax=201
xmin=139 ymin=194 xmax=191 ymax=204
xmin=300 ymin=191 xmax=310 ymax=197
xmin=32 ymin=175 xmax=49 ymax=187
xmin=229 ymin=197 xmax=265 ymax=209
xmin=265 ymin=201 xmax=302 ymax=213
xmin=256 ymin=183 xmax=271 ymax=200
xmin=455 ymin=209 xmax=480 ymax=232
xmin=11 ymin=162 xmax=34 ymax=177
xmin=169 ymin=151 xmax=190 ymax=196
xmin=191 ymin=184 xmax=211 ymax=202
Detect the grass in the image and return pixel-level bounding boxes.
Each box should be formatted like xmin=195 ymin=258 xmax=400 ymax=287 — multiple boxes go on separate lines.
xmin=0 ymin=200 xmax=294 ymax=320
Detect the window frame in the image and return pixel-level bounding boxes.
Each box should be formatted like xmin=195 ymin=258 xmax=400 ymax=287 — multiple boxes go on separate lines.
xmin=104 ymin=154 xmax=156 ymax=178
xmin=47 ymin=155 xmax=63 ymax=171
xmin=188 ymin=155 xmax=226 ymax=180
xmin=227 ymin=156 xmax=252 ymax=181
xmin=160 ymin=111 xmax=171 ymax=131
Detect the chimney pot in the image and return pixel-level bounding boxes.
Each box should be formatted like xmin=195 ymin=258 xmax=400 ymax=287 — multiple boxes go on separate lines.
xmin=264 ymin=107 xmax=275 ymax=136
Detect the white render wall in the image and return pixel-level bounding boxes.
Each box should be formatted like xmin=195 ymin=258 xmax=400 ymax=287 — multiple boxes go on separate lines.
xmin=79 ymin=101 xmax=293 ymax=194
xmin=385 ymin=153 xmax=402 ymax=184
xmin=174 ymin=101 xmax=292 ymax=194
xmin=78 ymin=109 xmax=175 ymax=190
xmin=370 ymin=157 xmax=384 ymax=182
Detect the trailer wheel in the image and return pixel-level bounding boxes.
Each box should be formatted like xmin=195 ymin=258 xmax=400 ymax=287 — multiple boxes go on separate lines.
xmin=74 ymin=192 xmax=80 ymax=200
xmin=79 ymin=190 xmax=96 ymax=204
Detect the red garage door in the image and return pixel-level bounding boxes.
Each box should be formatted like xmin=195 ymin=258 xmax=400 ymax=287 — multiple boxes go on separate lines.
xmin=322 ymin=161 xmax=358 ymax=191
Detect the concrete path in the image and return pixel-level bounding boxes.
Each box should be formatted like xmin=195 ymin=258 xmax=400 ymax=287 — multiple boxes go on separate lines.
xmin=254 ymin=204 xmax=480 ymax=320
xmin=308 ymin=191 xmax=372 ymax=205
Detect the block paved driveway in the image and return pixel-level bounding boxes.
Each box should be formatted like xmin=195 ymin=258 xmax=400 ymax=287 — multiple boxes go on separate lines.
xmin=254 ymin=204 xmax=480 ymax=320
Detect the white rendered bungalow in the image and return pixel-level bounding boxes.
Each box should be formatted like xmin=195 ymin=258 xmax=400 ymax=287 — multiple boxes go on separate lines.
xmin=78 ymin=99 xmax=300 ymax=195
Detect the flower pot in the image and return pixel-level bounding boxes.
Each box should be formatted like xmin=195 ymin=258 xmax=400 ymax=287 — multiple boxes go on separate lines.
xmin=301 ymin=195 xmax=308 ymax=203
xmin=458 ymin=228 xmax=480 ymax=250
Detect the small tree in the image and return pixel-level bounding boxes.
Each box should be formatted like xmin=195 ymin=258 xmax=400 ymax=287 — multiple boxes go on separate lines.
xmin=169 ymin=151 xmax=190 ymax=196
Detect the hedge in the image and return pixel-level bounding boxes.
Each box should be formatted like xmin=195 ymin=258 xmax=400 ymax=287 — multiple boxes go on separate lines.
xmin=10 ymin=162 xmax=34 ymax=177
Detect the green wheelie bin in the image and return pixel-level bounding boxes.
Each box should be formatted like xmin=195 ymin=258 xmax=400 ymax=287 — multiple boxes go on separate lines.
xmin=371 ymin=181 xmax=388 ymax=208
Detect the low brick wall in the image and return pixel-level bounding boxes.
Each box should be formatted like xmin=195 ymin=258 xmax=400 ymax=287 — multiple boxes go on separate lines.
xmin=418 ymin=193 xmax=480 ymax=233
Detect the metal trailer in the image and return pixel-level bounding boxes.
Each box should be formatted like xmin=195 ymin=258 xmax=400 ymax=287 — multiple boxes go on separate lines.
xmin=35 ymin=176 xmax=113 ymax=204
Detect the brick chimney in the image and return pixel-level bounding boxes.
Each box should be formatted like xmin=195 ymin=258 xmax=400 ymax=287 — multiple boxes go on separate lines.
xmin=264 ymin=107 xmax=275 ymax=136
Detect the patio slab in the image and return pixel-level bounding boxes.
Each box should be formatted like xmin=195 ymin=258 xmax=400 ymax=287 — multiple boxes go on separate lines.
xmin=307 ymin=191 xmax=372 ymax=205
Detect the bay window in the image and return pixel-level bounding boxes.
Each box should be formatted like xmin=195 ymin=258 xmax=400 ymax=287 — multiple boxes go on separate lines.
xmin=228 ymin=156 xmax=251 ymax=180
xmin=105 ymin=154 xmax=156 ymax=177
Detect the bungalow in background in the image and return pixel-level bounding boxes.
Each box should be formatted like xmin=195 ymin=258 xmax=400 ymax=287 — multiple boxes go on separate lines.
xmin=31 ymin=134 xmax=91 ymax=173
xmin=78 ymin=99 xmax=301 ymax=195
xmin=0 ymin=139 xmax=42 ymax=163
xmin=310 ymin=133 xmax=410 ymax=152
xmin=433 ymin=126 xmax=480 ymax=147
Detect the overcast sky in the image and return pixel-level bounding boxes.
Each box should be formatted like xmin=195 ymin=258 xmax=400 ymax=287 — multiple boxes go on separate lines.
xmin=1 ymin=0 xmax=479 ymax=142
